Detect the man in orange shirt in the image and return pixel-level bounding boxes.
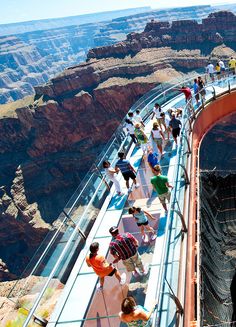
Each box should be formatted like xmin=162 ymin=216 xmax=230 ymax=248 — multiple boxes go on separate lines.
xmin=86 ymin=242 xmax=126 ymax=291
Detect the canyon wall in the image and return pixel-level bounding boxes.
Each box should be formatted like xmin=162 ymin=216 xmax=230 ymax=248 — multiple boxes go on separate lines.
xmin=2 ymin=5 xmax=235 ymax=104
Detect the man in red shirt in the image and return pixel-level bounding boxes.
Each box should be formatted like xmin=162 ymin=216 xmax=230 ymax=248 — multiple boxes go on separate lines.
xmin=174 ymin=86 xmax=192 ymax=102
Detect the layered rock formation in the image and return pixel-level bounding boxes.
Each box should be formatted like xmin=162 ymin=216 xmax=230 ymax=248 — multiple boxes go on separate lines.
xmin=0 ymin=11 xmax=236 ymax=283
xmin=2 ymin=5 xmax=236 ymax=104
xmin=88 ymin=11 xmax=236 ymax=59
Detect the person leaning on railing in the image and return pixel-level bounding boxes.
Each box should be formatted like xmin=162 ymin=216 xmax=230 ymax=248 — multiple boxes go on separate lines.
xmin=119 ymin=296 xmax=157 ymax=327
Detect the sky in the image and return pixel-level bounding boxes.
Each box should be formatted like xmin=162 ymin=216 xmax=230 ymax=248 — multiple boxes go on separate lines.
xmin=0 ymin=0 xmax=236 ymax=24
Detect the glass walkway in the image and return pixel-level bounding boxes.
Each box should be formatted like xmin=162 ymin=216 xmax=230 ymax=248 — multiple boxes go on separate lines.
xmin=4 ymin=73 xmax=236 ymax=327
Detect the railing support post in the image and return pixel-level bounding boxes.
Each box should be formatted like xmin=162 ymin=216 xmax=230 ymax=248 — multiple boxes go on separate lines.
xmin=179 ymin=164 xmax=190 ymax=185
xmin=62 ymin=210 xmax=86 ymax=240
xmin=181 ymin=134 xmax=191 ymax=155
xmin=165 ymin=279 xmax=184 ymax=315
xmin=172 ymin=208 xmax=187 ymax=233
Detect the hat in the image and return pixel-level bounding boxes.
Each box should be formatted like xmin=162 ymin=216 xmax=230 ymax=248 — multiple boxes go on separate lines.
xmin=109 ymin=226 xmax=119 ymax=235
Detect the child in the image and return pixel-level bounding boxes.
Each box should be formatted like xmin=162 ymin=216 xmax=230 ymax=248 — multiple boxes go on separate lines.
xmin=134 ymin=123 xmax=148 ymax=153
xmin=128 ymin=207 xmax=157 ymax=242
xmin=86 ymin=242 xmax=126 ymax=291
xmin=103 ymin=160 xmax=123 ymax=196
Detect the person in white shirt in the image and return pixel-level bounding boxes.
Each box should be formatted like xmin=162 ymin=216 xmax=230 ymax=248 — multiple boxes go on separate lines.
xmin=160 ymin=112 xmax=170 ymax=140
xmin=219 ymin=59 xmax=226 ymax=76
xmin=206 ymin=62 xmax=215 ymax=81
xmin=151 ymin=122 xmax=165 ymax=156
xmin=151 ymin=103 xmax=165 ymax=131
xmin=103 ymin=161 xmax=122 ymax=195
xmin=124 ymin=119 xmax=138 ymax=144
xmin=135 ymin=109 xmax=145 ymax=127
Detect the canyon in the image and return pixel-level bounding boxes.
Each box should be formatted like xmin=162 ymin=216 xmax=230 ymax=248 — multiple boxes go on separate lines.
xmin=0 ymin=10 xmax=236 ymax=285
xmin=1 ymin=5 xmax=236 ymax=104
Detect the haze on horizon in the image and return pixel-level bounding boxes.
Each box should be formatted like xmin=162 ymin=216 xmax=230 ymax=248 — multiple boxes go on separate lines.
xmin=1 ymin=0 xmax=236 ymax=25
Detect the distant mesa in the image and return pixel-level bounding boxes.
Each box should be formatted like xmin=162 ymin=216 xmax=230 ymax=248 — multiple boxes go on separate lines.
xmin=87 ymin=11 xmax=236 ymax=59
xmin=1 ymin=5 xmax=236 ymax=105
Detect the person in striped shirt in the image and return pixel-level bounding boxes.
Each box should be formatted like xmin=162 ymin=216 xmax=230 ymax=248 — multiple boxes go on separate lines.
xmin=109 ymin=226 xmax=148 ymax=278
xmin=115 ymin=152 xmax=140 ymax=192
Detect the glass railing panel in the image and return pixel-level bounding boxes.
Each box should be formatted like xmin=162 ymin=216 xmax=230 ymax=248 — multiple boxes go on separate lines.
xmin=5 ymin=232 xmax=85 ymax=326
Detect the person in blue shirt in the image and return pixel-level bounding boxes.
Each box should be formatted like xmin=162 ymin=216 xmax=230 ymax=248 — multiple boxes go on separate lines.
xmin=147 ymin=148 xmax=159 ymax=173
xmin=115 ymin=152 xmax=140 ymax=192
xmin=128 ymin=207 xmax=157 ymax=242
xmin=193 ymin=78 xmax=200 ymax=106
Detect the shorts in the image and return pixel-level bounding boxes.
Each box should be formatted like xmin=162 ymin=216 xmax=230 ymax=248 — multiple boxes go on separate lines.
xmin=154 ymin=137 xmax=163 ymax=146
xmin=156 ymin=118 xmax=163 ymax=126
xmin=158 ymin=191 xmax=171 ymax=204
xmin=137 ymin=220 xmax=149 ymax=227
xmin=122 ymin=171 xmax=136 ymax=181
xmin=107 ymin=268 xmax=117 ymax=277
xmin=122 ymin=252 xmax=143 ymax=272
xmin=216 ymin=71 xmax=220 ymax=75
xmin=172 ymin=128 xmax=180 ymax=138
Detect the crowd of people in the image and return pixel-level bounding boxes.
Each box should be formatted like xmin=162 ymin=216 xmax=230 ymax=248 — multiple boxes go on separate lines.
xmin=206 ymin=57 xmax=236 ymax=82
xmin=87 ymin=103 xmax=177 ymax=326
xmin=85 ymin=61 xmax=235 ymax=325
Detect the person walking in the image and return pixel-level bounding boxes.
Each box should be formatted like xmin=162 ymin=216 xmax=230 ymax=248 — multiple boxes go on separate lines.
xmin=193 ymin=78 xmax=200 ymax=105
xmin=151 ymin=122 xmax=165 ymax=156
xmin=206 ymin=62 xmax=215 ymax=81
xmin=119 ymin=296 xmax=157 ymax=326
xmin=115 ymin=152 xmax=139 ymax=192
xmin=135 ymin=109 xmax=145 ymax=127
xmin=219 ymin=59 xmax=225 ymax=77
xmin=134 ymin=123 xmax=148 ymax=153
xmin=128 ymin=207 xmax=157 ymax=242
xmin=109 ymin=226 xmax=148 ymax=277
xmin=124 ymin=119 xmax=138 ymax=145
xmin=169 ymin=114 xmax=182 ymax=144
xmin=147 ymin=147 xmax=159 ymax=174
xmin=197 ymin=76 xmax=206 ymax=102
xmin=151 ymin=103 xmax=164 ymax=130
xmin=86 ymin=242 xmax=126 ymax=291
xmin=215 ymin=62 xmax=221 ymax=80
xmin=103 ymin=160 xmax=123 ymax=196
xmin=160 ymin=112 xmax=171 ymax=140
xmin=228 ymin=56 xmax=236 ymax=75
xmin=151 ymin=165 xmax=173 ymax=213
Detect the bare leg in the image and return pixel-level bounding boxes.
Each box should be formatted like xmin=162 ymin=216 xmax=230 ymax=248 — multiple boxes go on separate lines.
xmin=114 ymin=270 xmax=121 ymax=283
xmin=145 ymin=225 xmax=155 ymax=234
xmin=140 ymin=225 xmax=145 ymax=238
xmin=161 ymin=202 xmax=168 ymax=211
xmin=99 ymin=277 xmax=105 ymax=287
xmin=157 ymin=144 xmax=163 ymax=155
